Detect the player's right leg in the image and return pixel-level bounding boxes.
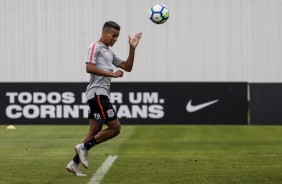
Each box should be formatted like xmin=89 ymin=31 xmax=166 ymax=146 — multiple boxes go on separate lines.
xmin=66 ymin=160 xmax=86 ymax=177
xmin=73 ymin=95 xmax=105 ymax=169
xmin=74 ymin=119 xmax=102 ymax=169
xmin=67 ymin=119 xmax=102 ymax=174
xmin=76 ymin=119 xmax=121 ymax=168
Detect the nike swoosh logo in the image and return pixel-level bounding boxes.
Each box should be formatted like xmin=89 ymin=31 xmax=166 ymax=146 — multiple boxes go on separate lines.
xmin=186 ymin=99 xmax=219 ymax=113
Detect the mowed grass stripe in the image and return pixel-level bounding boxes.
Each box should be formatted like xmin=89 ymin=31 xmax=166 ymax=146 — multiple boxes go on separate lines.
xmin=103 ymin=125 xmax=282 ymax=184
xmin=0 ymin=125 xmax=135 ymax=184
xmin=88 ymin=155 xmax=118 ymax=184
xmin=1 ymin=125 xmax=282 ymax=184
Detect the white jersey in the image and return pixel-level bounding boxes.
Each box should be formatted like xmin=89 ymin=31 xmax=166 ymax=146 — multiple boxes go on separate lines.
xmin=85 ymin=41 xmax=123 ymax=100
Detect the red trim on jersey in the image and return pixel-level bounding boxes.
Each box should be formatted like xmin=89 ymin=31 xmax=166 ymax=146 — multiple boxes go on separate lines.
xmin=97 ymin=95 xmax=106 ymax=120
xmin=89 ymin=42 xmax=97 ymax=63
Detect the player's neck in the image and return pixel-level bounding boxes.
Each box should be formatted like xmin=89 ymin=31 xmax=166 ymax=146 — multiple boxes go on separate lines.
xmin=98 ymin=38 xmax=109 ymax=47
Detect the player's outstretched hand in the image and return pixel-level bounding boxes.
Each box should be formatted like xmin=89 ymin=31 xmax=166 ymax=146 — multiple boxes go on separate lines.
xmin=128 ymin=32 xmax=142 ymax=49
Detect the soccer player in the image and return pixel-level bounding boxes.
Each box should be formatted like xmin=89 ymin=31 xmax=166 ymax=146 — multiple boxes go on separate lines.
xmin=66 ymin=21 xmax=142 ymax=176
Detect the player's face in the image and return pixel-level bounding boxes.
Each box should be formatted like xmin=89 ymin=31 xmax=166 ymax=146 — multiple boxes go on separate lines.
xmin=103 ymin=28 xmax=119 ymax=47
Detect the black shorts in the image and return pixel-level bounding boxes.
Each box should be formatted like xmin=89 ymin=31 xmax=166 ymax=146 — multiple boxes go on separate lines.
xmin=87 ymin=94 xmax=117 ymax=122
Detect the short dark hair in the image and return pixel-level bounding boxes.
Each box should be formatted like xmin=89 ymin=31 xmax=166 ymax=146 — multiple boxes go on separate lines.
xmin=102 ymin=21 xmax=121 ymax=31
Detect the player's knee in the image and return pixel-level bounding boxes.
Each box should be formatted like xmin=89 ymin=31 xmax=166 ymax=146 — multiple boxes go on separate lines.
xmin=108 ymin=119 xmax=121 ymax=137
xmin=110 ymin=124 xmax=120 ymax=137
xmin=113 ymin=124 xmax=121 ymax=136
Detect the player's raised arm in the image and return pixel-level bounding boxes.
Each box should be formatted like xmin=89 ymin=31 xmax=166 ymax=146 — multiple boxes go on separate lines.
xmin=118 ymin=32 xmax=142 ymax=72
xmin=129 ymin=32 xmax=142 ymax=49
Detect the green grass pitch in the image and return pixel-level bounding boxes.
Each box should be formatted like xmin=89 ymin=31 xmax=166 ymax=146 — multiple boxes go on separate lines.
xmin=1 ymin=125 xmax=282 ymax=184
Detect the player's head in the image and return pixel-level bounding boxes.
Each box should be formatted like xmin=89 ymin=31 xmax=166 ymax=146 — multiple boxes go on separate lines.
xmin=100 ymin=21 xmax=120 ymax=47
xmin=103 ymin=21 xmax=120 ymax=32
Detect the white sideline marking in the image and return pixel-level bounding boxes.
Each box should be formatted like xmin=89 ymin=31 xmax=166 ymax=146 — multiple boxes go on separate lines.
xmin=88 ymin=155 xmax=118 ymax=184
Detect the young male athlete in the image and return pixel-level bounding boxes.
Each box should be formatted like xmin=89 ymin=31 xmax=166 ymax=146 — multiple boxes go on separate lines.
xmin=66 ymin=21 xmax=142 ymax=176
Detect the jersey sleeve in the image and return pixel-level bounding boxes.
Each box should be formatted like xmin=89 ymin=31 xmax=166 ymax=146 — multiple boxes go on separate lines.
xmin=112 ymin=52 xmax=124 ymax=67
xmin=85 ymin=42 xmax=99 ymax=64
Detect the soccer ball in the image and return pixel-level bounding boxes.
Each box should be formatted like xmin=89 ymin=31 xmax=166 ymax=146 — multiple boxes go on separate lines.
xmin=148 ymin=4 xmax=169 ymax=24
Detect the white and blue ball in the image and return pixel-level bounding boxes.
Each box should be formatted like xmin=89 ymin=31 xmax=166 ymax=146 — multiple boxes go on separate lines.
xmin=149 ymin=4 xmax=169 ymax=24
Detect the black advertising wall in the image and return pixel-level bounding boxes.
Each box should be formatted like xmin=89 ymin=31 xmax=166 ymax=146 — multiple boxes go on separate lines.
xmin=250 ymin=83 xmax=282 ymax=125
xmin=113 ymin=82 xmax=248 ymax=124
xmin=0 ymin=82 xmax=248 ymax=125
xmin=0 ymin=83 xmax=87 ymax=125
